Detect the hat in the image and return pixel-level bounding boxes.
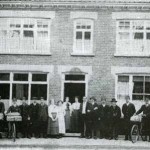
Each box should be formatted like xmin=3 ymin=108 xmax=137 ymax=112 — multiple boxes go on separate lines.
xmin=111 ymin=98 xmax=117 ymax=102
xmin=90 ymin=96 xmax=96 ymax=101
xmin=12 ymin=98 xmax=17 ymax=102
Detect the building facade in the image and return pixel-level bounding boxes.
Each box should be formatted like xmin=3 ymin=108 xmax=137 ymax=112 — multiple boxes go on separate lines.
xmin=0 ymin=0 xmax=150 ymax=110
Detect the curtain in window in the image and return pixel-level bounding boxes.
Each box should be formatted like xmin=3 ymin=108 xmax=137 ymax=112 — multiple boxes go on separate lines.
xmin=117 ymin=81 xmax=129 ymax=100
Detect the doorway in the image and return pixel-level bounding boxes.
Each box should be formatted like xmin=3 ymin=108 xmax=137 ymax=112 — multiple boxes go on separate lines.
xmin=64 ymin=83 xmax=85 ymax=103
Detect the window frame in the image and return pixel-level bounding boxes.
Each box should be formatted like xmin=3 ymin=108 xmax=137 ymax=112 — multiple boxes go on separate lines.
xmin=0 ymin=18 xmax=51 ymax=55
xmin=116 ymin=74 xmax=150 ymax=101
xmin=0 ymin=72 xmax=49 ymax=105
xmin=115 ymin=20 xmax=150 ymax=56
xmin=72 ymin=19 xmax=94 ymax=56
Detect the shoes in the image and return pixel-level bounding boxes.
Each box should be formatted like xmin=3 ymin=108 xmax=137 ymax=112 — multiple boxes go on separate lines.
xmin=80 ymin=135 xmax=85 ymax=138
xmin=114 ymin=137 xmax=118 ymax=140
xmin=93 ymin=136 xmax=97 ymax=139
xmin=109 ymin=137 xmax=113 ymax=140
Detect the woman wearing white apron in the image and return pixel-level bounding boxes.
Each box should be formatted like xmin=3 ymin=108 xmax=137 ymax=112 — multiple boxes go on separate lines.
xmin=57 ymin=100 xmax=66 ymax=138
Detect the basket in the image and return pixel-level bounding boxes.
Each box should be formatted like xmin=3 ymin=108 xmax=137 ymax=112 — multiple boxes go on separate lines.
xmin=7 ymin=113 xmax=22 ymax=122
xmin=130 ymin=115 xmax=142 ymax=122
xmin=0 ymin=113 xmax=4 ymax=120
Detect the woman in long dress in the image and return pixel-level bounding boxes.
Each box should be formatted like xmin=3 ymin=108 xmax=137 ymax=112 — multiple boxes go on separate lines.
xmin=47 ymin=99 xmax=59 ymax=138
xmin=71 ymin=96 xmax=80 ymax=133
xmin=63 ymin=97 xmax=71 ymax=132
xmin=57 ymin=100 xmax=66 ymax=138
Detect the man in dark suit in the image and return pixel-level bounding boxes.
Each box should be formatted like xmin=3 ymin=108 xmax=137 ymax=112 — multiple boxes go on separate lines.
xmin=136 ymin=97 xmax=150 ymax=142
xmin=109 ymin=98 xmax=121 ymax=140
xmin=38 ymin=97 xmax=48 ymax=138
xmin=79 ymin=96 xmax=89 ymax=138
xmin=122 ymin=95 xmax=136 ymax=140
xmin=29 ymin=97 xmax=40 ymax=138
xmin=0 ymin=96 xmax=5 ymax=138
xmin=19 ymin=97 xmax=30 ymax=138
xmin=86 ymin=96 xmax=99 ymax=139
xmin=98 ymin=97 xmax=110 ymax=139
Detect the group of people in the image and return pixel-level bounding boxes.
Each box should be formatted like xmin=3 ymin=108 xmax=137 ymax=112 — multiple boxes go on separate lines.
xmin=0 ymin=95 xmax=150 ymax=142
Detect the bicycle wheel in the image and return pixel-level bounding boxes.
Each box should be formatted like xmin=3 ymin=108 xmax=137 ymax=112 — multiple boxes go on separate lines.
xmin=131 ymin=124 xmax=139 ymax=143
xmin=12 ymin=123 xmax=16 ymax=142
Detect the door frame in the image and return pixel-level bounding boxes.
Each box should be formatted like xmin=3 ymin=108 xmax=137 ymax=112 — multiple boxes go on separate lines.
xmin=61 ymin=73 xmax=88 ymax=101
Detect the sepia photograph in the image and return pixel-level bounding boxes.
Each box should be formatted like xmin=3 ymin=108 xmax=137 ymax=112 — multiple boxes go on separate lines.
xmin=0 ymin=0 xmax=150 ymax=149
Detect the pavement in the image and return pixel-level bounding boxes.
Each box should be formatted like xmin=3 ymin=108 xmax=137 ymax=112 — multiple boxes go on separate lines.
xmin=0 ymin=136 xmax=150 ymax=150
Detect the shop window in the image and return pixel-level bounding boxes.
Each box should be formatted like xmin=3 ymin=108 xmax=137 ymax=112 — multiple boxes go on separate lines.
xmin=0 ymin=84 xmax=10 ymax=99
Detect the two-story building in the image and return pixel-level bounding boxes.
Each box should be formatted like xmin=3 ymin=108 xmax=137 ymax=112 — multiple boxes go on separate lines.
xmin=0 ymin=0 xmax=150 ymax=111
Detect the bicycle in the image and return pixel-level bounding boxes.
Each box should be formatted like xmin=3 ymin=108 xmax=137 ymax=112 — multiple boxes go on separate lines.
xmin=6 ymin=113 xmax=22 ymax=142
xmin=130 ymin=114 xmax=149 ymax=143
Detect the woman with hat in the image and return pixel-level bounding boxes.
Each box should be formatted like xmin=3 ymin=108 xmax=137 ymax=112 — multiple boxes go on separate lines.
xmin=109 ymin=98 xmax=121 ymax=140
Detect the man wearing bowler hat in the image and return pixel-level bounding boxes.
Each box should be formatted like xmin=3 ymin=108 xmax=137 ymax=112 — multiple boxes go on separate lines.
xmin=109 ymin=98 xmax=121 ymax=140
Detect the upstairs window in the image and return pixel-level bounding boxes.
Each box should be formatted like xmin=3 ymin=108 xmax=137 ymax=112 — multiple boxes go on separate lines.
xmin=0 ymin=18 xmax=51 ymax=55
xmin=116 ymin=20 xmax=150 ymax=56
xmin=73 ymin=19 xmax=93 ymax=55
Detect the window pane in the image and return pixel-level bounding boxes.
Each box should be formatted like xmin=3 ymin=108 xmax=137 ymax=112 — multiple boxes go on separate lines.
xmin=0 ymin=84 xmax=10 ymax=99
xmin=13 ymin=74 xmax=28 ymax=81
xmin=119 ymin=21 xmax=130 ymax=30
xmin=132 ymin=21 xmax=144 ymax=30
xmin=132 ymin=95 xmax=143 ymax=100
xmin=12 ymin=84 xmax=28 ymax=99
xmin=76 ymin=32 xmax=82 ymax=39
xmin=119 ymin=32 xmax=130 ymax=40
xmin=85 ymin=32 xmax=91 ymax=40
xmin=65 ymin=75 xmax=85 ymax=81
xmin=37 ymin=31 xmax=48 ymax=38
xmin=23 ymin=31 xmax=33 ymax=37
xmin=31 ymin=84 xmax=47 ymax=100
xmin=133 ymin=33 xmax=143 ymax=39
xmin=133 ymin=76 xmax=144 ymax=82
xmin=133 ymin=82 xmax=144 ymax=93
xmin=118 ymin=76 xmax=129 ymax=82
xmin=146 ymin=33 xmax=150 ymax=40
xmin=0 ymin=73 xmax=10 ymax=81
xmin=32 ymin=74 xmax=47 ymax=81
xmin=117 ymin=76 xmax=129 ymax=100
xmin=145 ymin=76 xmax=150 ymax=94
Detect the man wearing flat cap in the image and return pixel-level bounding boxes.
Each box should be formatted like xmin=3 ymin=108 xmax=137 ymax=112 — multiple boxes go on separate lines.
xmin=109 ymin=98 xmax=121 ymax=140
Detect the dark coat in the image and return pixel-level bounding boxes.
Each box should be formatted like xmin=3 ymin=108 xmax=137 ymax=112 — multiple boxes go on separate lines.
xmin=0 ymin=102 xmax=5 ymax=113
xmin=20 ymin=104 xmax=30 ymax=121
xmin=38 ymin=104 xmax=48 ymax=122
xmin=98 ymin=104 xmax=110 ymax=123
xmin=122 ymin=103 xmax=136 ymax=120
xmin=136 ymin=104 xmax=150 ymax=118
xmin=109 ymin=105 xmax=121 ymax=123
xmin=86 ymin=103 xmax=99 ymax=122
xmin=29 ymin=103 xmax=39 ymax=122
xmin=7 ymin=105 xmax=21 ymax=114
xmin=79 ymin=102 xmax=90 ymax=114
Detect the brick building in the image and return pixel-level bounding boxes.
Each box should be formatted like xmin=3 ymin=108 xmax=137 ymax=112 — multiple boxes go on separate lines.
xmin=0 ymin=0 xmax=150 ymax=110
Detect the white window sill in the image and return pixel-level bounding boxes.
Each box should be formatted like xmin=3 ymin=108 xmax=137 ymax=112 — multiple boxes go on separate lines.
xmin=114 ymin=53 xmax=150 ymax=57
xmin=71 ymin=52 xmax=95 ymax=56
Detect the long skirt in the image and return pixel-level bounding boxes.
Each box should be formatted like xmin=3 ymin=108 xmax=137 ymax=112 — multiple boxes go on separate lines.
xmin=71 ymin=110 xmax=79 ymax=133
xmin=47 ymin=117 xmax=59 ymax=135
xmin=65 ymin=110 xmax=71 ymax=131
xmin=58 ymin=113 xmax=65 ymax=134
